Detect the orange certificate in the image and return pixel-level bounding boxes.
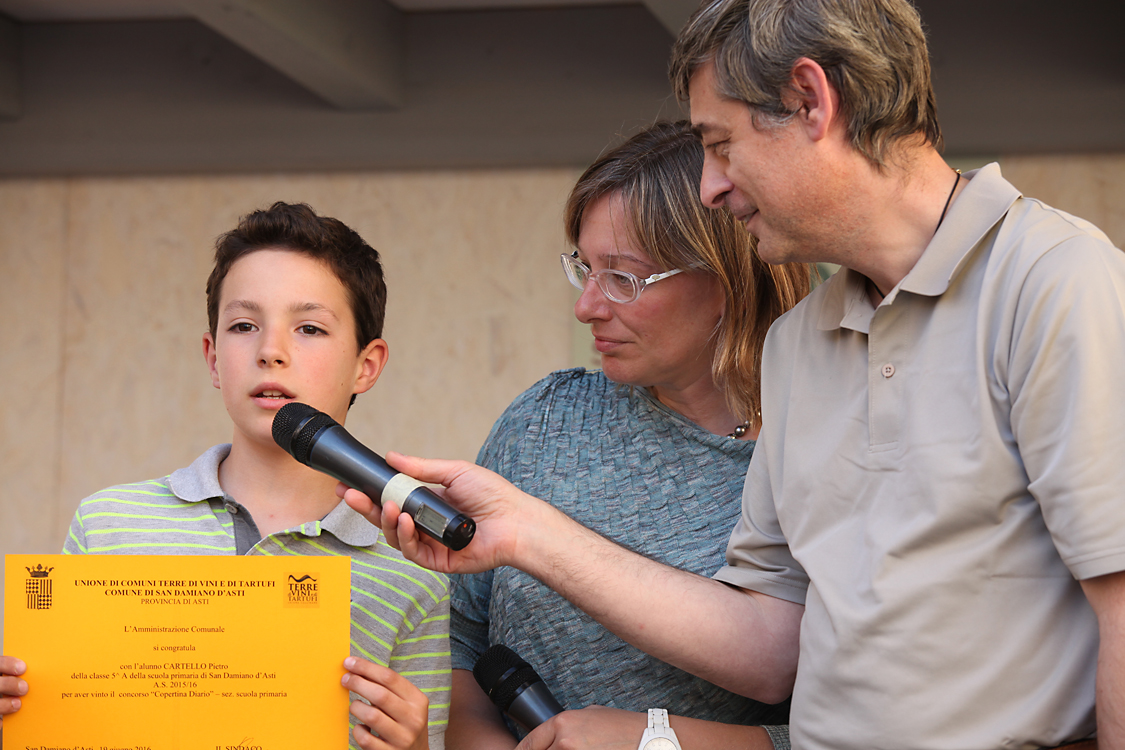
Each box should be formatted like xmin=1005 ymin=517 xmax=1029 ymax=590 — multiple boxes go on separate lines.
xmin=3 ymin=553 xmax=351 ymax=748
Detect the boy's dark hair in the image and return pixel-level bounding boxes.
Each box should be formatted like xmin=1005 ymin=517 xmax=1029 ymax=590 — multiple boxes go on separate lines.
xmin=206 ymin=202 xmax=387 ymax=351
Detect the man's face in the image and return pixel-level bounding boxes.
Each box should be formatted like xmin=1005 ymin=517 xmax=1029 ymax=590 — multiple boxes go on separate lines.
xmin=689 ymin=62 xmax=823 ymax=265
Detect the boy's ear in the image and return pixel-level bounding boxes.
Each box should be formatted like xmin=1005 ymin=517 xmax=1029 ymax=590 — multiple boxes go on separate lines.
xmin=202 ymin=332 xmax=222 ymax=390
xmin=352 ymin=338 xmax=389 ymax=397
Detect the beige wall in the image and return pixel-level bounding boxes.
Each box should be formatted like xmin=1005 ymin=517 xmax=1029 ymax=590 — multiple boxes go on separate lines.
xmin=1 ymin=155 xmax=1123 ymax=643
xmin=0 ymin=169 xmax=582 ymax=566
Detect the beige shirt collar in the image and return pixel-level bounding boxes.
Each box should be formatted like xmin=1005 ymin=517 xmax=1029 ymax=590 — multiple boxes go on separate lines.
xmin=817 ymin=162 xmax=1021 ymax=334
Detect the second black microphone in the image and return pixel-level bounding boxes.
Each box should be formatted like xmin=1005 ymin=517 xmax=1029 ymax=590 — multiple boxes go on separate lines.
xmin=272 ymin=402 xmax=475 ymax=550
xmin=474 ymin=644 xmax=564 ymax=731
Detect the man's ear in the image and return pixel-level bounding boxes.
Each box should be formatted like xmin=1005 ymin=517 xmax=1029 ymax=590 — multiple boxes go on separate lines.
xmin=786 ymin=57 xmax=840 ymax=142
xmin=202 ymin=332 xmax=221 ymax=390
xmin=353 ymin=338 xmax=390 ymax=397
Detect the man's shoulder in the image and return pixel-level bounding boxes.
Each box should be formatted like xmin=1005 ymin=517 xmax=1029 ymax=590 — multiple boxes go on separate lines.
xmin=983 ymin=193 xmax=1124 ymax=305
xmin=1005 ymin=194 xmax=1116 ymax=249
xmin=987 ymin=192 xmax=1119 ymax=274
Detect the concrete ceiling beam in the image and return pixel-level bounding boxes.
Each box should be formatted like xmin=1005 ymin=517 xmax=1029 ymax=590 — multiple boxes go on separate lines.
xmin=641 ymin=0 xmax=697 ymax=37
xmin=182 ymin=0 xmax=404 ymax=110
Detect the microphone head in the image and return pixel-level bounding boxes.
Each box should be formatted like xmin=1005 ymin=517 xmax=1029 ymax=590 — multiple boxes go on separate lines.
xmin=474 ymin=644 xmax=544 ymax=712
xmin=272 ymin=402 xmax=338 ymax=464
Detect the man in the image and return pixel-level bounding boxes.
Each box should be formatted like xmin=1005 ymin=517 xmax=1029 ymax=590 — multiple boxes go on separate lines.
xmin=344 ymin=1 xmax=1125 ymax=748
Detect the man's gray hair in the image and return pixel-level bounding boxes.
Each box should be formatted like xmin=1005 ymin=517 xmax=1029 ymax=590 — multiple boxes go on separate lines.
xmin=670 ymin=0 xmax=942 ymax=167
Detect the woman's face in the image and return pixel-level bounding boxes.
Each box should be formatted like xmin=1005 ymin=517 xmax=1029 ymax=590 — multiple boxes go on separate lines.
xmin=574 ymin=193 xmax=725 ymax=397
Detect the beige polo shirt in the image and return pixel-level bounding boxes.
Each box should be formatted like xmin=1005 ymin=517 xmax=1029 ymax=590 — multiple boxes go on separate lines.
xmin=716 ymin=164 xmax=1125 ymax=750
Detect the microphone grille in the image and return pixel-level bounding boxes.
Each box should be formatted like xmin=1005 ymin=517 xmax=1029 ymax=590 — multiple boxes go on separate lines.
xmin=474 ymin=644 xmax=543 ymax=712
xmin=272 ymin=402 xmax=338 ymax=464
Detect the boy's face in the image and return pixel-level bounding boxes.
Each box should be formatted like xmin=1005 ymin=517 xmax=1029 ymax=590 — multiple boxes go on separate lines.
xmin=202 ymin=248 xmax=388 ymax=449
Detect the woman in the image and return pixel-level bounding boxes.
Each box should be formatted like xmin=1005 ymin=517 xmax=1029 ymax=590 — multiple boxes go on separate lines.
xmin=445 ymin=121 xmax=810 ymax=749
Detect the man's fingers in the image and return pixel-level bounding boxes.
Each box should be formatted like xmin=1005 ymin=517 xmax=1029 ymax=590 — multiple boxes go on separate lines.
xmin=343 ymin=487 xmax=384 ymax=524
xmin=385 ymin=452 xmax=468 ymax=487
xmin=394 ymin=509 xmax=423 ymax=557
xmin=380 ymin=501 xmax=404 ymax=549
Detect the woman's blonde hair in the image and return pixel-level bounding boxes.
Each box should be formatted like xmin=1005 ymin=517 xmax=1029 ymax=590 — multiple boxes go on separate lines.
xmin=564 ymin=120 xmax=810 ymax=426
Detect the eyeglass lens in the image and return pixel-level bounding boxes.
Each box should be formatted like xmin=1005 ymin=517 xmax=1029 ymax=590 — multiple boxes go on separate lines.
xmin=561 ymin=253 xmax=642 ymax=303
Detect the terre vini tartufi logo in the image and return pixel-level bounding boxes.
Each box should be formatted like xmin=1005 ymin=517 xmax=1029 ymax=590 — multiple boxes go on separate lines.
xmin=285 ymin=573 xmax=319 ymax=607
xmin=26 ymin=563 xmax=54 ymax=610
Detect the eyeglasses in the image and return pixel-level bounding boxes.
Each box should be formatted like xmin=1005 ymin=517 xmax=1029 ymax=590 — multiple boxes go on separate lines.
xmin=561 ymin=252 xmax=683 ymax=304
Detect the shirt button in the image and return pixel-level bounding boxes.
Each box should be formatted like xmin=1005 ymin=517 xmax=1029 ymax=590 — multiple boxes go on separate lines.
xmin=225 ymin=503 xmax=238 ymax=514
xmin=881 ymin=363 xmax=895 ymax=378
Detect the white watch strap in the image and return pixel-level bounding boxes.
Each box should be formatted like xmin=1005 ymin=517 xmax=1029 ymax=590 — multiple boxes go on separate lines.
xmin=638 ymin=708 xmax=681 ymax=750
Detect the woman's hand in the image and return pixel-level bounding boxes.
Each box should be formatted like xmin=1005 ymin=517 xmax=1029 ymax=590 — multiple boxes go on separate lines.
xmin=342 ymin=656 xmax=429 ymax=750
xmin=517 ymin=707 xmax=780 ymax=750
xmin=517 ymin=707 xmax=648 ymax=750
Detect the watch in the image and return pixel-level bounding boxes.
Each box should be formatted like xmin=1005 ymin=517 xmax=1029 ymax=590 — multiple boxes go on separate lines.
xmin=637 ymin=708 xmax=682 ymax=750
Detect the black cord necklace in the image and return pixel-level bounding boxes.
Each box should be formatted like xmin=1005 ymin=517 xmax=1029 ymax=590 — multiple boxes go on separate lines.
xmin=936 ymin=168 xmax=962 ymax=233
xmin=869 ymin=168 xmax=963 ymax=304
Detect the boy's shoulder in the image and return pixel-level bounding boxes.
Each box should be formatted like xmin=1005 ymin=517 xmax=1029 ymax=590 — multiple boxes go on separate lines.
xmin=65 ymin=445 xmax=233 ymax=554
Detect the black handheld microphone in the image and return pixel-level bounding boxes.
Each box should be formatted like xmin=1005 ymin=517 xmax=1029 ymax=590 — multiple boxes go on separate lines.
xmin=272 ymin=402 xmax=475 ymax=551
xmin=474 ymin=644 xmax=564 ymax=730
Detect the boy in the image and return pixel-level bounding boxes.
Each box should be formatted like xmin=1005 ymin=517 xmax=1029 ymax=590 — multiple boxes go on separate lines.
xmin=1 ymin=202 xmax=450 ymax=749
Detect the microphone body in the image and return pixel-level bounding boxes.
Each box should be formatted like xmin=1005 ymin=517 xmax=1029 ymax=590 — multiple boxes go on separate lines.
xmin=272 ymin=402 xmax=475 ymax=550
xmin=504 ymin=681 xmax=565 ymax=730
xmin=474 ymin=644 xmax=564 ymax=730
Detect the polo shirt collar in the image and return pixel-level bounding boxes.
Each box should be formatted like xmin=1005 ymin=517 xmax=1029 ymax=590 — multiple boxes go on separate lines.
xmin=816 ymin=162 xmax=1020 ymax=333
xmin=168 ymin=443 xmax=230 ymax=502
xmin=898 ymin=162 xmax=1020 ymax=297
xmin=320 ymin=501 xmax=382 ymax=547
xmin=167 ymin=442 xmax=380 ymax=547
xmin=816 ymin=267 xmax=873 ymax=332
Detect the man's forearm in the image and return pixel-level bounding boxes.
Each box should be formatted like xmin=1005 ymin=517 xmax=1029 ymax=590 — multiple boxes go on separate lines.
xmin=513 ymin=502 xmax=802 ymax=703
xmin=364 ymin=455 xmax=803 ymax=702
xmin=1082 ymin=572 xmax=1125 ymax=750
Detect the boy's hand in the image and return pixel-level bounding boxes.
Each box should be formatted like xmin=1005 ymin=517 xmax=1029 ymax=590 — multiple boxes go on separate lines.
xmin=0 ymin=656 xmax=28 ymax=720
xmin=342 ymin=656 xmax=429 ymax=750
xmin=339 ymin=453 xmax=562 ymax=575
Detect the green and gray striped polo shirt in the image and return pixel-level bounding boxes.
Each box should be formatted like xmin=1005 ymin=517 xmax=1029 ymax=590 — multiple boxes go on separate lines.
xmin=63 ymin=444 xmax=451 ymax=748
